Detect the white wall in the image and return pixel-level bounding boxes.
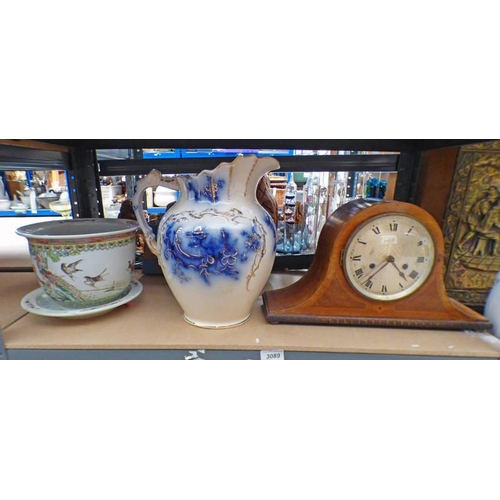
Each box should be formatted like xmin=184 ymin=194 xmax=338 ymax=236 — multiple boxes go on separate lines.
xmin=0 ymin=217 xmax=60 ymax=268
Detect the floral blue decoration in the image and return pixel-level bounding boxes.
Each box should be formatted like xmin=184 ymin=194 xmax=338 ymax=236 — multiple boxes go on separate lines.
xmin=186 ymin=175 xmax=226 ymax=203
xmin=162 ymin=209 xmax=266 ymax=286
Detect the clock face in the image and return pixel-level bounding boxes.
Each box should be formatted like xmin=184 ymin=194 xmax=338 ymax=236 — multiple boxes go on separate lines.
xmin=343 ymin=213 xmax=436 ymax=301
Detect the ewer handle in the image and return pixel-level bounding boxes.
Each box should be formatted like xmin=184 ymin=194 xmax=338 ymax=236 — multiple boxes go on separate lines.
xmin=132 ymin=170 xmax=179 ymax=257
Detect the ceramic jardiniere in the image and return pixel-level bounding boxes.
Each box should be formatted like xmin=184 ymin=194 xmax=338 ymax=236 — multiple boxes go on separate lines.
xmin=133 ymin=155 xmax=280 ymax=328
xmin=16 ymin=218 xmax=139 ymax=308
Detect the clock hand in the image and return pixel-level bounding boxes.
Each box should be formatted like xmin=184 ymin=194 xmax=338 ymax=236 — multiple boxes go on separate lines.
xmin=390 ymin=260 xmax=408 ymax=281
xmin=360 ymin=257 xmax=392 ymax=284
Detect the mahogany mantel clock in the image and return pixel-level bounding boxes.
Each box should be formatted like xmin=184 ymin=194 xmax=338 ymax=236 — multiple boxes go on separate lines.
xmin=263 ymin=199 xmax=491 ymax=330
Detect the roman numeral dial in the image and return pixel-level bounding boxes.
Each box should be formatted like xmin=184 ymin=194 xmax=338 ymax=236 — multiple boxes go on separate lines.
xmin=343 ymin=213 xmax=436 ymax=301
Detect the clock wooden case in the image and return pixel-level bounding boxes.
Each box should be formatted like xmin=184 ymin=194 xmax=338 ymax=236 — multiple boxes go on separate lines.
xmin=262 ymin=199 xmax=491 ymax=330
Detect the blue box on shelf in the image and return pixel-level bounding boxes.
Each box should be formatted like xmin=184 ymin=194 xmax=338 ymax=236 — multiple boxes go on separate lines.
xmin=179 ymin=149 xmax=294 ymax=158
xmin=142 ymin=149 xmax=181 ymax=159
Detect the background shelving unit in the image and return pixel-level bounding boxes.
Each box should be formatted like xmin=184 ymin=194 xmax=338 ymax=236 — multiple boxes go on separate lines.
xmin=1 ymin=139 xmax=498 ymax=360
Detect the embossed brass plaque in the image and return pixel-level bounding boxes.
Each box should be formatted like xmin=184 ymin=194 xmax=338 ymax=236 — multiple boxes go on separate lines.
xmin=443 ymin=140 xmax=500 ymax=306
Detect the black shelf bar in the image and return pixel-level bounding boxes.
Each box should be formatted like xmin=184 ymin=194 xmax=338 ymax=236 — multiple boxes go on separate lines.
xmin=37 ymin=139 xmax=490 ymax=152
xmin=0 ymin=144 xmax=71 ymax=171
xmin=98 ymin=154 xmax=400 ymax=176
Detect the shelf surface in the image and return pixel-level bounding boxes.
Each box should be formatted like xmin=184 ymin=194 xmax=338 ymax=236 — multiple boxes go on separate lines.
xmin=0 ymin=271 xmax=37 ymax=330
xmin=2 ymin=271 xmax=500 ymax=358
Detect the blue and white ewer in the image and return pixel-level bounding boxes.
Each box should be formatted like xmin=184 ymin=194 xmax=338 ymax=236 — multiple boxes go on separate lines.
xmin=133 ymin=155 xmax=280 ymax=328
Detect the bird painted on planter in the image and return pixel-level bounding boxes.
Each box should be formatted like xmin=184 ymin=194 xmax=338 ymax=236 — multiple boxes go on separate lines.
xmin=84 ymin=269 xmax=108 ymax=287
xmin=61 ymin=259 xmax=83 ymax=280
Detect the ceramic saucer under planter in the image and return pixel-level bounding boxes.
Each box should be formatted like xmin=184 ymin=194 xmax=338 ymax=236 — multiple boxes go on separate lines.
xmin=21 ymin=280 xmax=143 ymax=319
